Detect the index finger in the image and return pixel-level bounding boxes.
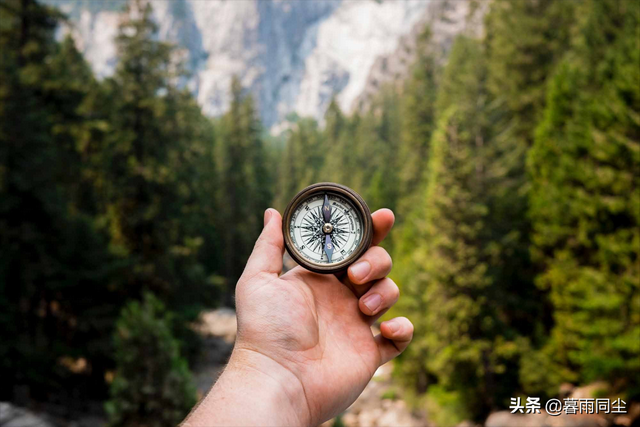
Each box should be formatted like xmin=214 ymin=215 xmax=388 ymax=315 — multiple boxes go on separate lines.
xmin=371 ymin=209 xmax=395 ymax=246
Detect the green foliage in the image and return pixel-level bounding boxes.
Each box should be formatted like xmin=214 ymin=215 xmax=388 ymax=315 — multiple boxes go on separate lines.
xmin=353 ymin=88 xmax=402 ymax=216
xmin=274 ymin=89 xmax=401 ymax=228
xmin=215 ymin=76 xmax=272 ymax=299
xmin=0 ymin=0 xmax=220 ymax=406
xmin=105 ymin=293 xmax=197 ymax=427
xmin=518 ymin=335 xmax=578 ymax=397
xmin=480 ymin=1 xmax=579 ymax=335
xmin=273 ymin=2 xmax=637 ymax=419
xmin=526 ymin=0 xmax=640 ymax=394
xmin=101 ymin=0 xmax=216 ymax=309
xmin=97 ymin=0 xmax=223 ymax=346
xmin=1 ymin=0 xmax=637 ymax=423
xmin=484 ymin=0 xmax=577 ymax=144
xmin=0 ymin=0 xmax=123 ymax=397
xmin=332 ymin=414 xmax=346 ymax=427
xmin=424 ymin=385 xmax=470 ymax=427
xmin=274 ymin=117 xmax=324 ymax=210
xmin=380 ymin=388 xmax=399 ymax=400
xmin=394 ymin=37 xmax=527 ymax=421
xmin=395 ymin=27 xmax=438 ymax=219
xmin=319 ymin=99 xmax=351 ymax=185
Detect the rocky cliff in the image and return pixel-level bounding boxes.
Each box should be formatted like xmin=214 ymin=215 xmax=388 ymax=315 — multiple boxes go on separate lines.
xmin=45 ymin=0 xmax=482 ymax=131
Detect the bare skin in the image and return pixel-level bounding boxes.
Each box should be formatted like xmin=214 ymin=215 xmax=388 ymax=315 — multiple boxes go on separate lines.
xmin=184 ymin=208 xmax=414 ymax=427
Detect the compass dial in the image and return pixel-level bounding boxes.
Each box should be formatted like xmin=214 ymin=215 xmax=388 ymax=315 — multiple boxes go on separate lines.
xmin=289 ymin=193 xmax=363 ymax=264
xmin=282 ymin=183 xmax=373 ymax=274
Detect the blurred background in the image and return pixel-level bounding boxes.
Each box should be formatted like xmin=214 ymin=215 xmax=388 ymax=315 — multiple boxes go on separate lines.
xmin=0 ymin=0 xmax=638 ymax=426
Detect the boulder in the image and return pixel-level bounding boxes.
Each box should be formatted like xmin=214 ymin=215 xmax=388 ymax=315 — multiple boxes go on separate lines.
xmin=485 ymin=410 xmax=547 ymax=427
xmin=569 ymin=382 xmax=610 ymax=400
xmin=613 ymin=401 xmax=640 ymax=427
xmin=196 ymin=307 xmax=237 ymax=343
xmin=545 ymin=413 xmax=608 ymax=427
xmin=0 ymin=402 xmax=53 ymax=427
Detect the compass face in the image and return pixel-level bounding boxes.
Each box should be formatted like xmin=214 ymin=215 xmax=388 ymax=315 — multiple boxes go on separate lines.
xmin=289 ymin=192 xmax=364 ymax=266
xmin=283 ymin=182 xmax=373 ymax=273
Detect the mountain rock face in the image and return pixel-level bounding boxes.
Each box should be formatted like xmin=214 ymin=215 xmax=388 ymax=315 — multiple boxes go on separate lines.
xmin=355 ymin=0 xmax=486 ymax=112
xmin=46 ymin=0 xmax=481 ymax=131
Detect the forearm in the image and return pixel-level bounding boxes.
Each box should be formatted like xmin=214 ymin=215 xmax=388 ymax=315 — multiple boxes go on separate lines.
xmin=182 ymin=348 xmax=311 ymax=427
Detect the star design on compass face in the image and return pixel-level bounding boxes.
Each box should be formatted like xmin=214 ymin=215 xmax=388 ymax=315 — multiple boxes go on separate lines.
xmin=290 ymin=193 xmax=363 ymax=265
xmin=299 ymin=204 xmax=349 ymax=254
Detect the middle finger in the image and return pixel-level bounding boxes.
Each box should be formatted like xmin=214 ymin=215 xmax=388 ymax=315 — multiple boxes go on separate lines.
xmin=348 ymin=246 xmax=392 ymax=284
xmin=343 ymin=246 xmax=392 ymax=297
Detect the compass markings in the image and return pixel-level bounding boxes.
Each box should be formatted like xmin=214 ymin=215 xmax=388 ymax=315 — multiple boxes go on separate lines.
xmin=291 ymin=194 xmax=363 ymax=264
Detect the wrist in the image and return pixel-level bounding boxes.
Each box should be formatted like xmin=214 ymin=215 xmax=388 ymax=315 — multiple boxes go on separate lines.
xmin=185 ymin=346 xmax=312 ymax=427
xmin=228 ymin=347 xmax=312 ymax=425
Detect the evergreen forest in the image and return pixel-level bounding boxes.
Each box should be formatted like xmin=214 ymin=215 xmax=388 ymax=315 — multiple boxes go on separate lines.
xmin=0 ymin=0 xmax=638 ymax=426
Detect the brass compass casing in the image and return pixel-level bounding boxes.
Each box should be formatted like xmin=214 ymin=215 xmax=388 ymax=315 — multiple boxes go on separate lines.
xmin=282 ymin=182 xmax=373 ymax=274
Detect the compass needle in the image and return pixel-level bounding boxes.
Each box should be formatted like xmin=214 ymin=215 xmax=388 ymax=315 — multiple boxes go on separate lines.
xmin=283 ymin=183 xmax=373 ymax=273
xmin=323 ymin=193 xmax=332 ymax=223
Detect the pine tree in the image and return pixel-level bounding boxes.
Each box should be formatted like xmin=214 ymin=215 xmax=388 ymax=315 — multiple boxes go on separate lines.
xmin=319 ymin=98 xmax=354 ymax=186
xmin=101 ymin=0 xmax=178 ymax=276
xmin=353 ymin=87 xmax=401 ymax=215
xmin=478 ymin=1 xmax=579 ymax=308
xmin=48 ymin=35 xmax=111 ymax=214
xmin=0 ymin=0 xmax=120 ymax=398
xmin=363 ymin=96 xmax=402 ymax=251
xmin=395 ymin=27 xmax=438 ymax=220
xmin=394 ymin=36 xmax=527 ymax=424
xmin=99 ymin=0 xmax=219 ymax=338
xmin=159 ymin=87 xmax=222 ymax=325
xmin=0 ymin=0 xmax=219 ymax=407
xmin=274 ymin=117 xmax=324 ymax=210
xmin=525 ymin=0 xmax=640 ymax=395
xmin=484 ymin=0 xmax=577 ymax=146
xmin=216 ymin=77 xmax=271 ymax=300
xmin=105 ymin=293 xmax=197 ymax=427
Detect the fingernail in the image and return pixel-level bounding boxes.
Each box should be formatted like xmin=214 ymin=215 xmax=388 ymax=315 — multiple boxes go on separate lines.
xmin=385 ymin=320 xmax=400 ymax=334
xmin=263 ymin=209 xmax=272 ymax=227
xmin=362 ymin=293 xmax=382 ymax=314
xmin=350 ymin=261 xmax=371 ymax=281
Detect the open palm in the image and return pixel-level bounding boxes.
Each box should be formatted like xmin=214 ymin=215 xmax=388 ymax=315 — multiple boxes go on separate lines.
xmin=233 ymin=208 xmax=413 ymax=425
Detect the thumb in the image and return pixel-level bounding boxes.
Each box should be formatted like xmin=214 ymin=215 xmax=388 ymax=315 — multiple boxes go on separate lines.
xmin=242 ymin=208 xmax=285 ymax=278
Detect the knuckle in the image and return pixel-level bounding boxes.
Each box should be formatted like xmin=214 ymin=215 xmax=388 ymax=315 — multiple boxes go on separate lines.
xmin=254 ymin=234 xmax=281 ymax=254
xmin=376 ymin=246 xmax=389 ymax=257
xmin=370 ymin=246 xmax=392 ymax=268
xmin=367 ymin=245 xmax=385 ymax=257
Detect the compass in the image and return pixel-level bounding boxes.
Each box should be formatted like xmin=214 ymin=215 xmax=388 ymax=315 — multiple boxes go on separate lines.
xmin=282 ymin=182 xmax=373 ymax=274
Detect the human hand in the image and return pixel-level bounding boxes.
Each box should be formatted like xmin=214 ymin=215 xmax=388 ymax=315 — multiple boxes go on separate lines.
xmin=184 ymin=208 xmax=413 ymax=427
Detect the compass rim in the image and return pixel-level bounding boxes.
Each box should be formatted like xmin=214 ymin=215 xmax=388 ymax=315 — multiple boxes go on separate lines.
xmin=282 ymin=182 xmax=373 ymax=274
